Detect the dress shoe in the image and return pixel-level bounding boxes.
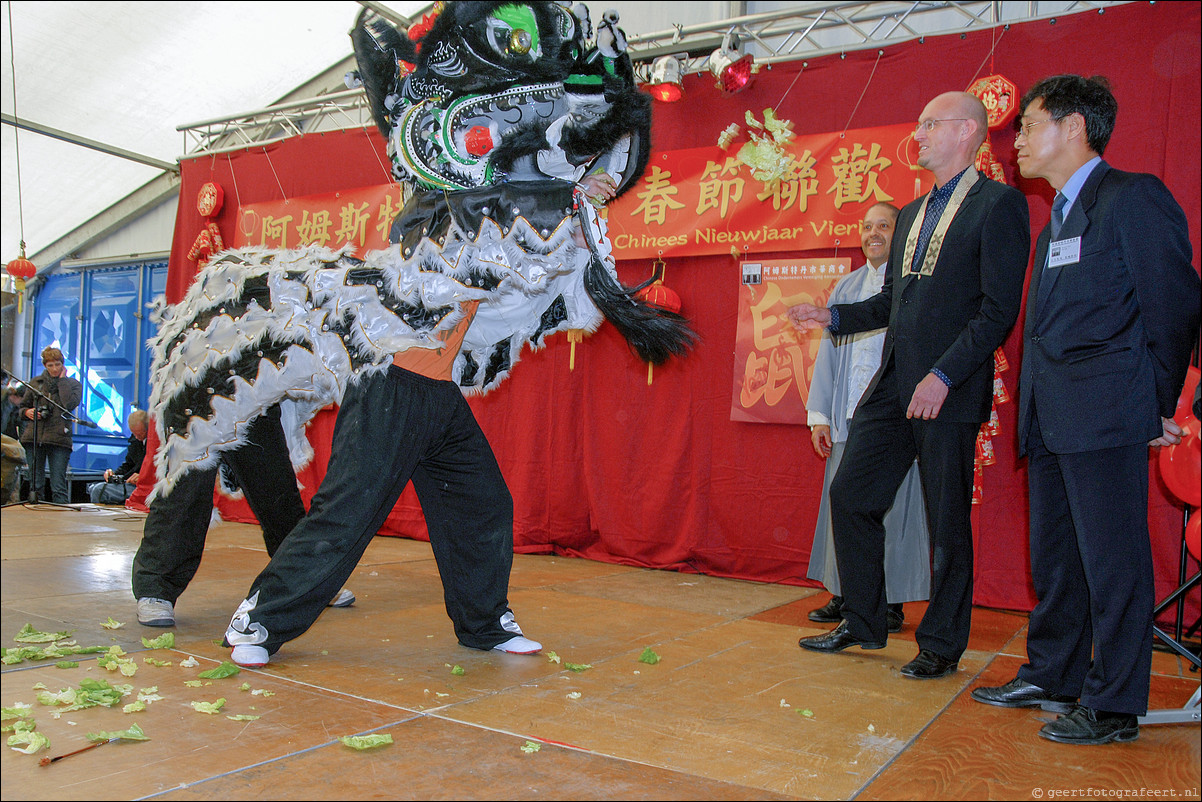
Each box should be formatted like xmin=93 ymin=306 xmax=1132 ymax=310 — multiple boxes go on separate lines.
xmin=886 ymin=605 xmax=904 ymax=634
xmin=799 ymin=620 xmax=886 ymax=653
xmin=808 ymin=595 xmax=843 ymax=623
xmin=1038 ymin=704 xmax=1139 ymax=745
xmin=899 ymin=649 xmax=958 ymax=679
xmin=970 ymin=677 xmax=1075 ymax=713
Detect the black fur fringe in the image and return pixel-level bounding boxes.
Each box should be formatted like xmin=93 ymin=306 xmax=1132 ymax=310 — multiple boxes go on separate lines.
xmin=350 ymin=8 xmax=419 ymax=137
xmin=583 ymin=255 xmax=697 ymax=365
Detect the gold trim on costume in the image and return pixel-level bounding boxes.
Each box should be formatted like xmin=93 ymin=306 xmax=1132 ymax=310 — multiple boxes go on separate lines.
xmin=901 ymin=169 xmax=980 ymax=278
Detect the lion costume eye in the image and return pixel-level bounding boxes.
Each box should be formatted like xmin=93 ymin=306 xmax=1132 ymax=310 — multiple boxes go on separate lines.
xmin=484 ymin=5 xmax=540 ymax=59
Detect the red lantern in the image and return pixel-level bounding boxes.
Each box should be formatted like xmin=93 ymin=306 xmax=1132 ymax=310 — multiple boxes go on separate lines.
xmin=635 ymin=282 xmax=681 ymax=314
xmin=633 ymin=258 xmax=683 ymax=385
xmin=5 ymin=245 xmax=37 ymax=314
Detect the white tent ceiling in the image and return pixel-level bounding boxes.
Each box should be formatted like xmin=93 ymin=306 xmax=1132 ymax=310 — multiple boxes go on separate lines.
xmin=0 ymin=0 xmax=429 ymax=268
xmin=2 ymin=0 xmax=1124 ymax=275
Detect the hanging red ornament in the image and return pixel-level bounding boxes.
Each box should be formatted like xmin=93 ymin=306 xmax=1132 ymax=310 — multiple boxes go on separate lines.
xmin=5 ymin=244 xmax=37 ymax=314
xmin=633 ymin=259 xmax=683 ymax=385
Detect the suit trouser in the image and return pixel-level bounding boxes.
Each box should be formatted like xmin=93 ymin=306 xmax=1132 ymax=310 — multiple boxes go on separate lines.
xmin=225 ymin=365 xmax=516 ymax=656
xmin=1018 ymin=414 xmax=1153 ymax=715
xmin=830 ymin=360 xmax=979 ymax=658
xmin=131 ymin=404 xmax=304 ymax=603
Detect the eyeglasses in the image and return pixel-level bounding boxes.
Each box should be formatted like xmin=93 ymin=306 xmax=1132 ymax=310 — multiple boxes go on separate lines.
xmin=1014 ymin=118 xmax=1054 ymax=140
xmin=914 ymin=118 xmax=968 ymax=133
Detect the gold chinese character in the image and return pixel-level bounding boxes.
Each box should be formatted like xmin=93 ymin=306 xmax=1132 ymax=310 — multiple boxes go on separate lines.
xmin=296 ymin=210 xmax=333 ymax=247
xmin=632 ymin=166 xmax=686 ymax=226
xmin=697 ymin=157 xmax=745 ymax=218
xmin=755 ymin=150 xmax=818 ymax=212
xmin=827 ymin=142 xmax=894 ymax=209
xmin=261 ymin=215 xmax=294 ymax=249
xmin=335 ymin=202 xmax=372 ymax=247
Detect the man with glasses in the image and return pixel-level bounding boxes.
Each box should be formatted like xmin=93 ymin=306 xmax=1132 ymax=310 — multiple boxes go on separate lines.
xmin=971 ymin=75 xmax=1199 ymax=744
xmin=788 ymin=92 xmax=1029 ymax=679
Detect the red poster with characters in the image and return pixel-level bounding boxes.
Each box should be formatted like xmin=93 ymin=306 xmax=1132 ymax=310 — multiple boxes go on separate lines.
xmin=230 ymin=184 xmax=407 ymax=257
xmin=731 ymin=257 xmax=852 ymax=424
xmin=608 ymin=122 xmax=930 ymax=260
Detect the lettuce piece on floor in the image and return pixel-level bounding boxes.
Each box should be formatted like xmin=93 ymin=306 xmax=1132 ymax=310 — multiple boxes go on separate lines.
xmin=563 ymin=662 xmax=592 ymax=672
xmin=520 ymin=740 xmax=541 ymax=753
xmin=198 ymin=661 xmax=241 ymax=679
xmin=226 ymin=714 xmax=260 ymax=721
xmin=190 ymin=699 xmax=226 ymax=714
xmin=86 ymin=722 xmax=149 ymax=742
xmin=8 ymin=728 xmax=50 ymax=754
xmin=14 ymin=623 xmax=74 ymax=643
xmin=339 ymin=733 xmax=393 ymax=750
xmin=141 ymin=632 xmax=174 ymax=650
xmin=100 ymin=617 xmax=124 ymax=630
xmin=54 ymin=661 xmax=79 ymax=669
xmin=637 ymin=647 xmax=661 ymax=665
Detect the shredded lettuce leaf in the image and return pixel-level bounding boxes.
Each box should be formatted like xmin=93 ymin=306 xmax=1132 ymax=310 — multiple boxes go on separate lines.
xmin=198 ymin=661 xmax=241 ymax=679
xmin=339 ymin=733 xmax=393 ymax=750
xmin=190 ymin=698 xmax=226 ymax=714
xmin=141 ymin=632 xmax=175 ymax=650
xmin=8 ymin=728 xmax=50 ymax=754
xmin=86 ymin=722 xmax=149 ymax=742
xmin=13 ymin=623 xmax=74 ymax=643
xmin=100 ymin=617 xmax=124 ymax=630
xmin=637 ymin=647 xmax=661 ymax=665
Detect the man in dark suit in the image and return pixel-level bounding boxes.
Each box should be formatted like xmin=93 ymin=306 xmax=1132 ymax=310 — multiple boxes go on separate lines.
xmin=970 ymin=75 xmax=1200 ymax=745
xmin=788 ymin=91 xmax=1030 ymax=678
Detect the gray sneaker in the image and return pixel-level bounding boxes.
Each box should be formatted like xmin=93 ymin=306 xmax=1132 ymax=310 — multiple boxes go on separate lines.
xmin=137 ymin=597 xmax=175 ymax=627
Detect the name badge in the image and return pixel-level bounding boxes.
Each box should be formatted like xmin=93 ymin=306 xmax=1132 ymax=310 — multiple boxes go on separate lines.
xmin=1047 ymin=236 xmax=1081 ymax=268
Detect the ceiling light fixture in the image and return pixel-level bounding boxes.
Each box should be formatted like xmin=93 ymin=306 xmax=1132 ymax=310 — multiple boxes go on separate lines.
xmin=643 ymin=55 xmax=684 ymax=103
xmin=709 ymin=30 xmax=757 ymax=94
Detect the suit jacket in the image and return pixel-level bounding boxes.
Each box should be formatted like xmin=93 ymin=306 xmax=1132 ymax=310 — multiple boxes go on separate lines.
xmin=834 ymin=172 xmax=1030 ymax=424
xmin=1019 ymin=161 xmax=1200 ymax=455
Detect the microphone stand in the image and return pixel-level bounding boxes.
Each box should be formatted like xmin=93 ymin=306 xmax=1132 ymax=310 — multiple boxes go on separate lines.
xmin=2 ymin=374 xmax=89 ymax=510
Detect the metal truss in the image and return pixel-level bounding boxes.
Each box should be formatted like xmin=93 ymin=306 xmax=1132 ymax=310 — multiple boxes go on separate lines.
xmin=627 ymin=1 xmax=1132 ymax=81
xmin=176 ymin=1 xmax=1130 ymax=159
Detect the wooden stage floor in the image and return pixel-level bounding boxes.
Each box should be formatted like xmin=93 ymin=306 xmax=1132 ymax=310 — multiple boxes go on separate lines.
xmin=2 ymin=503 xmax=1198 ymax=800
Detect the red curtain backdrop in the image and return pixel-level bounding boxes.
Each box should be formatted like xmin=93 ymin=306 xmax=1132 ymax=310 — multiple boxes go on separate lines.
xmin=136 ymin=2 xmax=1200 ymax=617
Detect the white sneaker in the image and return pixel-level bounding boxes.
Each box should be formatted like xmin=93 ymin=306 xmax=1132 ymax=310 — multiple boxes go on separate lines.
xmin=327 ymin=588 xmax=355 ymax=608
xmin=493 ymin=635 xmax=542 ymax=655
xmin=137 ymin=598 xmax=175 ymax=627
xmin=230 ymin=645 xmax=270 ymax=668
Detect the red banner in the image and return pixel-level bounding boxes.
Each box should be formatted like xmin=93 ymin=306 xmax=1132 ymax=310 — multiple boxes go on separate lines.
xmin=731 ymin=257 xmax=852 ymax=424
xmin=231 ymin=184 xmax=405 ymax=257
xmin=609 ymin=122 xmax=931 ymax=260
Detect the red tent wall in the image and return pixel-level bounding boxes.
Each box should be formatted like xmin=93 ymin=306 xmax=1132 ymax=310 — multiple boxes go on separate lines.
xmin=134 ymin=2 xmax=1200 ymax=616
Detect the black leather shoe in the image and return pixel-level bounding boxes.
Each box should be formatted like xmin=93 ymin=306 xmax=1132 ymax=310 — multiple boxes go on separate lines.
xmin=899 ymin=649 xmax=958 ymax=678
xmin=886 ymin=605 xmax=904 ymax=634
xmin=808 ymin=595 xmax=844 ymax=623
xmin=971 ymin=677 xmax=1075 ymax=713
xmin=799 ymin=620 xmax=886 ymax=653
xmin=1038 ymin=705 xmax=1139 ymax=745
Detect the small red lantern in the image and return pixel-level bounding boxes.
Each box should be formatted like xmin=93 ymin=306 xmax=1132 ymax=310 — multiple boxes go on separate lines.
xmin=635 ymin=281 xmax=681 ymax=314
xmin=5 ymin=243 xmax=37 ymax=314
xmin=633 ymin=258 xmax=683 ymax=385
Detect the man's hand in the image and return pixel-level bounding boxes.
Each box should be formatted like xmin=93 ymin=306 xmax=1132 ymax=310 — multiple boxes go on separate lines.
xmin=126 ymin=472 xmax=139 ymax=485
xmin=907 ymin=373 xmax=949 ymax=420
xmin=1149 ymin=416 xmax=1184 ymax=448
xmin=810 ymin=425 xmax=832 ymax=459
xmin=103 ymin=469 xmax=114 ymax=481
xmin=787 ymin=303 xmax=831 ymax=331
xmin=579 ymin=172 xmax=617 ymax=206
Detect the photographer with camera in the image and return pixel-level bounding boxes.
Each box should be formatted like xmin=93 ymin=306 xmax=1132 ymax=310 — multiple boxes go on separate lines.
xmin=87 ymin=409 xmax=149 ymax=505
xmin=18 ymin=347 xmax=83 ymax=504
